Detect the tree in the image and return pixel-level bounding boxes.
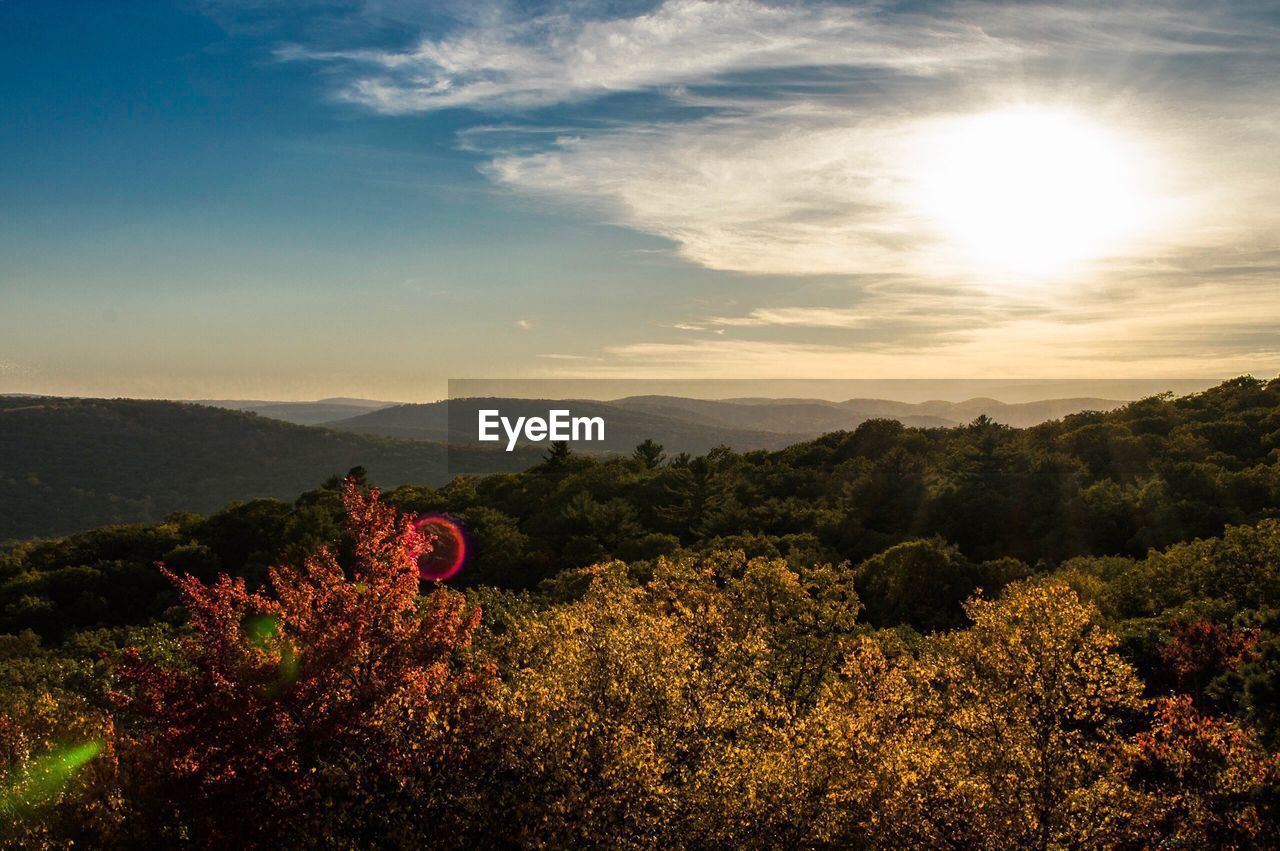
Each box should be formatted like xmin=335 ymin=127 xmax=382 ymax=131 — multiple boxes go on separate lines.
xmin=632 ymin=439 xmax=666 ymax=469
xmin=113 ymin=480 xmax=493 ymax=848
xmin=1 ymin=677 xmax=122 ymax=848
xmin=1159 ymin=619 xmax=1259 ymax=708
xmin=542 ymin=440 xmax=573 ymax=467
xmin=1123 ymin=696 xmax=1280 ymax=848
xmin=884 ymin=582 xmax=1147 ymax=849
xmin=853 ymin=537 xmax=980 ymax=631
xmin=484 ymin=551 xmax=864 ymax=849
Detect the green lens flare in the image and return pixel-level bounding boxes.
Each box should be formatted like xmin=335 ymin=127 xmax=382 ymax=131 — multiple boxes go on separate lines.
xmin=242 ymin=614 xmax=280 ymax=649
xmin=2 ymin=739 xmax=104 ymax=815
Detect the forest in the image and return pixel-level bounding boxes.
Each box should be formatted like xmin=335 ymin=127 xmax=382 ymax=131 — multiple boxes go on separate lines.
xmin=3 ymin=376 xmax=1280 ymax=848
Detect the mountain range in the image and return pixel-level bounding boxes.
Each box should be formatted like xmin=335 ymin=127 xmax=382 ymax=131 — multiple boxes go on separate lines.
xmin=1 ymin=392 xmax=1130 ymax=541
xmin=321 ymin=394 xmax=1127 ymax=451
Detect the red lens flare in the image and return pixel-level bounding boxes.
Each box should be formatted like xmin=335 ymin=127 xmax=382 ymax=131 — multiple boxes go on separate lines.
xmin=411 ymin=514 xmax=468 ymax=581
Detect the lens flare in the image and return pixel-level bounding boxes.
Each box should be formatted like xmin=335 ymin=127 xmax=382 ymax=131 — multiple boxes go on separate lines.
xmin=2 ymin=739 xmax=104 ymax=815
xmin=412 ymin=514 xmax=469 ymax=581
xmin=241 ymin=614 xmax=299 ymax=694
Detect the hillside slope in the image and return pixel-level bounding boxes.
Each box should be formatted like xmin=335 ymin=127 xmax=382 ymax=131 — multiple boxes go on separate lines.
xmin=0 ymin=398 xmax=535 ymax=540
xmin=197 ymin=397 xmax=395 ymax=425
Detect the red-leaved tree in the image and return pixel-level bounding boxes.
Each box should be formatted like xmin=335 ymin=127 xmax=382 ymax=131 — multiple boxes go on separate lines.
xmin=1124 ymin=695 xmax=1280 ymax=848
xmin=113 ymin=480 xmax=492 ymax=847
xmin=1159 ymin=619 xmax=1259 ymax=706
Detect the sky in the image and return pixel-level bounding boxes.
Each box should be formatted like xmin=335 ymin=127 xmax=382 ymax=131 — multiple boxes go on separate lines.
xmin=1 ymin=0 xmax=1278 ymax=402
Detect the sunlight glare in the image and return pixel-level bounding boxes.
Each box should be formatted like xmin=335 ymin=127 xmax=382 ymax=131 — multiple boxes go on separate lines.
xmin=910 ymin=108 xmax=1159 ymax=281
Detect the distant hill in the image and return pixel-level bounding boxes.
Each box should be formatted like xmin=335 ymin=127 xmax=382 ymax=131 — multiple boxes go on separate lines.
xmin=835 ymin=396 xmax=1126 ymax=428
xmin=0 ymin=398 xmax=536 ymax=541
xmin=0 ymin=393 xmax=1130 ymax=541
xmin=197 ymin=397 xmax=396 ymax=426
xmin=609 ymin=396 xmax=955 ymax=432
xmin=611 ymin=395 xmax=1124 ymax=430
xmin=324 ymin=395 xmax=1127 ymax=448
xmin=323 ymin=398 xmax=802 ymax=455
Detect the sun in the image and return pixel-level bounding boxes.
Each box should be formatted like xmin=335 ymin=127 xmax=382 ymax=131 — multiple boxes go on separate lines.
xmin=909 ymin=107 xmax=1159 ymax=281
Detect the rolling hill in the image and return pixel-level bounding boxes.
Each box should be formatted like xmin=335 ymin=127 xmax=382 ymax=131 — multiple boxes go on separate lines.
xmin=323 ymin=394 xmax=1127 ymax=448
xmin=0 ymin=398 xmax=537 ymax=541
xmin=196 ymin=397 xmax=395 ymax=426
xmin=0 ymin=393 xmax=1131 ymax=541
xmin=608 ymin=394 xmax=1126 ymax=431
xmin=323 ymin=397 xmax=804 ymax=454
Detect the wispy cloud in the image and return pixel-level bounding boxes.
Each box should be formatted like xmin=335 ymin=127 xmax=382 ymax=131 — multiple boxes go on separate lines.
xmin=584 ymin=279 xmax=1280 ymax=379
xmin=708 ymin=307 xmax=872 ymax=328
xmin=281 ymin=0 xmax=1022 ymax=114
xmin=484 ymin=105 xmax=927 ymax=276
xmin=280 ymin=1 xmax=1278 ymax=113
xmin=284 ymin=2 xmax=1280 ymax=282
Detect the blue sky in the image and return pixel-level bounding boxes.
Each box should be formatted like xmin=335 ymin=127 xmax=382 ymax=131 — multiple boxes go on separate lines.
xmin=2 ymin=1 xmax=1278 ymax=400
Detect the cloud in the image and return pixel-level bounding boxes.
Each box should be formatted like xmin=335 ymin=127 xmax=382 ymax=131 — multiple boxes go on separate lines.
xmin=708 ymin=307 xmax=872 ymax=328
xmin=282 ymin=0 xmax=1022 ymax=114
xmin=580 ymin=278 xmax=1280 ymax=379
xmin=484 ymin=91 xmax=1270 ymax=277
xmin=457 ymin=2 xmax=1276 ymax=278
xmin=514 ymin=318 xmax=534 ymax=330
xmin=485 ymin=105 xmax=924 ymax=275
xmin=281 ymin=1 xmax=1279 ymax=114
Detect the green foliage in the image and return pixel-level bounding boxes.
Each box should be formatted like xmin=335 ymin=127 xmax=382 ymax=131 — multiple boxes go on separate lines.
xmin=1059 ymin=517 xmax=1280 ymax=745
xmin=855 ymin=538 xmax=968 ymax=629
